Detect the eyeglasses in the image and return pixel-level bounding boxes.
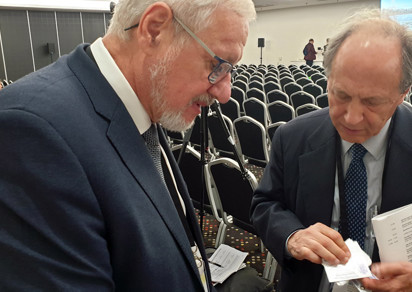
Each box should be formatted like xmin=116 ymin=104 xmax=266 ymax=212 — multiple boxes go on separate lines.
xmin=124 ymin=16 xmax=234 ymax=84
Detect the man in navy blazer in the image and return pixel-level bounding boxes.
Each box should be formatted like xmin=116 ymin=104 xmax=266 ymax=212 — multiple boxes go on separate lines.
xmin=0 ymin=0 xmax=256 ymax=291
xmin=251 ymin=9 xmax=412 ymax=292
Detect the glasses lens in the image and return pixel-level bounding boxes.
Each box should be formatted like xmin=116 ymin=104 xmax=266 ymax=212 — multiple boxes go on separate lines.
xmin=209 ymin=62 xmax=233 ymax=84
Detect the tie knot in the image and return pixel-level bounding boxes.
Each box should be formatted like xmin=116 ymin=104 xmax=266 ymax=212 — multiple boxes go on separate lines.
xmin=143 ymin=124 xmax=159 ymax=147
xmin=351 ymin=143 xmax=367 ymax=161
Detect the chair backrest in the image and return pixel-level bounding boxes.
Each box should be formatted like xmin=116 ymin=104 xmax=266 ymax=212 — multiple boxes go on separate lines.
xmin=296 ymin=77 xmax=313 ymax=87
xmin=284 ymin=82 xmax=303 ymax=98
xmin=302 ymin=83 xmax=323 ymax=99
xmin=233 ymin=79 xmax=247 ymax=93
xmin=250 ymin=75 xmax=263 ymax=83
xmin=248 ymin=80 xmax=264 ymax=91
xmin=266 ymin=89 xmax=289 ymax=104
xmin=295 ymin=104 xmax=321 ymax=116
xmin=264 ymin=75 xmax=278 ymax=84
xmin=280 ymin=76 xmax=295 ymax=91
xmin=290 ymin=91 xmax=315 ymax=110
xmin=243 ymin=97 xmax=268 ymax=127
xmin=205 ymin=157 xmax=258 ymax=233
xmin=310 ymin=73 xmax=325 ymax=83
xmin=171 ymin=145 xmax=212 ymax=211
xmin=293 ymin=72 xmax=306 ymax=81
xmin=220 ymin=97 xmax=241 ymax=121
xmin=231 ymin=86 xmax=246 ymax=107
xmin=233 ymin=116 xmax=269 ymax=167
xmin=316 ymin=93 xmax=329 ymax=108
xmin=267 ymin=121 xmax=286 ymax=141
xmin=267 ymin=100 xmax=295 ymax=123
xmin=246 ymin=87 xmax=266 ymax=103
xmin=235 ymin=75 xmax=248 ymax=84
xmin=207 ymin=112 xmax=235 ymax=158
xmin=264 ymin=81 xmax=281 ymax=94
xmin=315 ymin=78 xmax=328 ymax=93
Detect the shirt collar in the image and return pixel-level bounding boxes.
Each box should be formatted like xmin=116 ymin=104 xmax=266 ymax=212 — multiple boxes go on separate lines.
xmin=90 ymin=37 xmax=151 ymax=134
xmin=341 ymin=118 xmax=391 ymax=160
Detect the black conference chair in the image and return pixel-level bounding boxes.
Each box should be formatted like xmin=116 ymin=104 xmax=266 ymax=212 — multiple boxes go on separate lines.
xmin=233 ymin=116 xmax=269 ymax=168
xmin=316 ymin=93 xmax=329 ymax=108
xmin=303 ymin=83 xmax=323 ymax=99
xmin=290 ymin=91 xmax=315 ymax=110
xmin=267 ymin=89 xmax=289 ymax=104
xmin=243 ymin=98 xmax=269 ymax=129
xmin=220 ymin=97 xmax=241 ymax=121
xmin=207 ymin=112 xmax=235 ymax=159
xmin=171 ymin=145 xmax=212 ymax=212
xmin=284 ymin=82 xmax=303 ymax=99
xmin=267 ymin=100 xmax=295 ymax=123
xmin=230 ymin=86 xmax=246 ymax=110
xmin=295 ymin=104 xmax=321 ymax=116
xmin=246 ymin=88 xmax=266 ymax=103
xmin=267 ymin=121 xmax=286 ymax=142
xmin=264 ymin=81 xmax=281 ymax=94
xmin=316 ymin=78 xmax=328 ymax=93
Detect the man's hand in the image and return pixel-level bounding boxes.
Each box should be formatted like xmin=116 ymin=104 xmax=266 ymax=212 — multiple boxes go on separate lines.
xmin=287 ymin=222 xmax=350 ymax=265
xmin=361 ymin=262 xmax=412 ymax=292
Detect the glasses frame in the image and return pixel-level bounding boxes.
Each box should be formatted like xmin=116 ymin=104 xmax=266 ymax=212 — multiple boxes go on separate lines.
xmin=124 ymin=15 xmax=234 ymax=84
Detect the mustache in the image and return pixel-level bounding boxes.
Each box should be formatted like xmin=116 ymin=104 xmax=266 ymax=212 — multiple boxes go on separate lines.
xmin=190 ymin=95 xmax=214 ymax=107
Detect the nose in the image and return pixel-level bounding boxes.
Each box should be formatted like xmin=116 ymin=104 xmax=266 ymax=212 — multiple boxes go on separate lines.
xmin=207 ymin=74 xmax=231 ymax=104
xmin=344 ymin=100 xmax=364 ymax=125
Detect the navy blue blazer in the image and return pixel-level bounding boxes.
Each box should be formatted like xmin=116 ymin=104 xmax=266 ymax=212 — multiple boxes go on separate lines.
xmin=0 ymin=44 xmax=212 ymax=291
xmin=251 ymin=105 xmax=412 ymax=292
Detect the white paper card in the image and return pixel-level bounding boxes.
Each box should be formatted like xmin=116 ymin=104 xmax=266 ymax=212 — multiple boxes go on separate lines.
xmin=323 ymin=239 xmax=372 ymax=282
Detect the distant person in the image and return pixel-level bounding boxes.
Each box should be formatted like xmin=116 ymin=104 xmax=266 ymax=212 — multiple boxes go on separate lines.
xmin=303 ymin=38 xmax=317 ymax=66
xmin=251 ymin=9 xmax=412 ymax=292
xmin=323 ymin=38 xmax=330 ymax=55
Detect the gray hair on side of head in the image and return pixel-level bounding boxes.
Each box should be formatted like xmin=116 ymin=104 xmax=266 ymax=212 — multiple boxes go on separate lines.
xmin=323 ymin=8 xmax=412 ymax=93
xmin=107 ymin=0 xmax=256 ymax=48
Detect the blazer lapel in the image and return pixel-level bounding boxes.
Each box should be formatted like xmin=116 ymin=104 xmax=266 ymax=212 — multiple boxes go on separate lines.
xmin=296 ymin=114 xmax=337 ymax=226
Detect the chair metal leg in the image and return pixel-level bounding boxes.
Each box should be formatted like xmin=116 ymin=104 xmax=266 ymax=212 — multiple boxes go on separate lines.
xmin=262 ymin=252 xmax=277 ymax=283
xmin=215 ymin=221 xmax=227 ymax=248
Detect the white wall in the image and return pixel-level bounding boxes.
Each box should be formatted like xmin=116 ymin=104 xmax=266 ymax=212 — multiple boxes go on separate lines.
xmin=240 ymin=0 xmax=379 ymax=66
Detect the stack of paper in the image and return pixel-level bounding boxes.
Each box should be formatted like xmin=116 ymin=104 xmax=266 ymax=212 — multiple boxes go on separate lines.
xmin=372 ymin=203 xmax=412 ymax=262
xmin=208 ymin=244 xmax=248 ymax=284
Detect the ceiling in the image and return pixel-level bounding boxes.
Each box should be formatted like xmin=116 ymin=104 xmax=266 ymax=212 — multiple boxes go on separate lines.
xmin=252 ymin=0 xmax=364 ymax=11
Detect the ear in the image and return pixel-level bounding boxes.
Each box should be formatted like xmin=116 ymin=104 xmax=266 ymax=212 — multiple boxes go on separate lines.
xmin=137 ymin=2 xmax=174 ymax=48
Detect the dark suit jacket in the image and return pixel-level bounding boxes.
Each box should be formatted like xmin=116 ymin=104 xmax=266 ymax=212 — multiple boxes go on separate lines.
xmin=0 ymin=44 xmax=213 ymax=291
xmin=251 ymin=105 xmax=412 ymax=292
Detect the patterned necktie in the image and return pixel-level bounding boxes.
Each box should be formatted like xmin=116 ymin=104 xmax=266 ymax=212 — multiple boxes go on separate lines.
xmin=344 ymin=143 xmax=368 ymax=249
xmin=142 ymin=124 xmax=165 ymax=183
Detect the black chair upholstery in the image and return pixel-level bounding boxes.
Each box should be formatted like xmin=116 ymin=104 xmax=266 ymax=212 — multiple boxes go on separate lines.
xmin=207 ymin=112 xmax=236 ymax=159
xmin=284 ymin=82 xmax=303 ymax=98
xmin=290 ymin=91 xmax=315 ymax=110
xmin=303 ymin=83 xmax=323 ymax=99
xmin=316 ymin=93 xmax=329 ymax=108
xmin=295 ymin=104 xmax=321 ymax=116
xmin=233 ymin=116 xmax=269 ymax=168
xmin=267 ymin=121 xmax=286 ymax=141
xmin=267 ymin=100 xmax=295 ymax=123
xmin=243 ymin=98 xmax=268 ymax=128
xmin=266 ymin=89 xmax=289 ymax=104
xmin=220 ymin=97 xmax=241 ymax=121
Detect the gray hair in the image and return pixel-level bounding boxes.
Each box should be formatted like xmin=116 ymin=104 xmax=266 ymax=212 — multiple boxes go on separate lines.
xmin=323 ymin=9 xmax=412 ymax=93
xmin=107 ymin=0 xmax=256 ymax=47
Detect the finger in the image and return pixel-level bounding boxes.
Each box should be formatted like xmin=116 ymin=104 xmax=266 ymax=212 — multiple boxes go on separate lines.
xmin=371 ymin=262 xmax=412 ymax=279
xmin=288 ymin=223 xmax=350 ymax=265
